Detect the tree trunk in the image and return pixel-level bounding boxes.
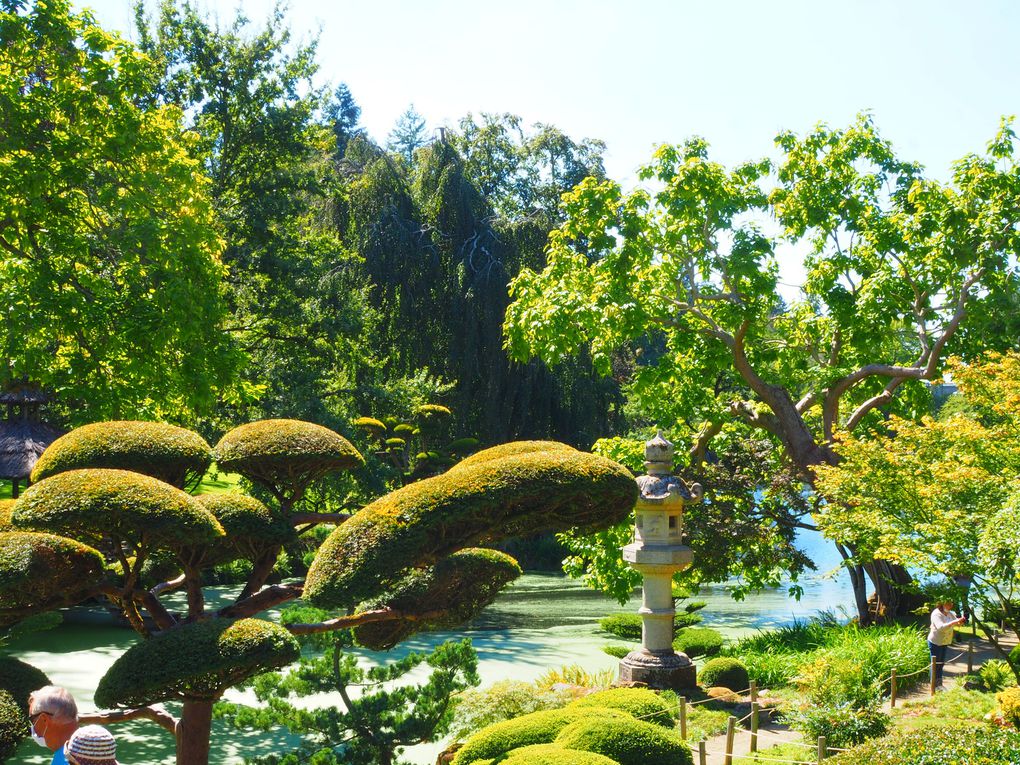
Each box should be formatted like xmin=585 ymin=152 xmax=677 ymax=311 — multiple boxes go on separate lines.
xmin=836 ymin=543 xmax=873 ymax=625
xmin=176 ymin=699 xmax=213 ymax=765
xmin=865 ymin=560 xmax=918 ymax=624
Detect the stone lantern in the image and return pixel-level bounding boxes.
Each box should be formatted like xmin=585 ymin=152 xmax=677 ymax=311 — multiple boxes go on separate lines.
xmin=618 ymin=432 xmax=703 ymax=689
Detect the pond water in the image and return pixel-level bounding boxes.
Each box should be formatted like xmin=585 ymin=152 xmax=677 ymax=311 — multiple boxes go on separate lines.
xmin=6 ymin=530 xmax=853 ymax=764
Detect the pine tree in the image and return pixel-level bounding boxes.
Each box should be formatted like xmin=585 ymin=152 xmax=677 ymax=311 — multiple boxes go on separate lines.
xmin=387 ymin=104 xmax=428 ymax=163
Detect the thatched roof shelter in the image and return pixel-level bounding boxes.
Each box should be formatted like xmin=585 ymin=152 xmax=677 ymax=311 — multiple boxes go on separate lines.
xmin=0 ymin=383 xmax=64 ymax=495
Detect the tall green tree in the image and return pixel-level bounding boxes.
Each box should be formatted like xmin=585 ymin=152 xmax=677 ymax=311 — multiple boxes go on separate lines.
xmin=0 ymin=0 xmax=240 ymax=423
xmin=134 ymin=1 xmax=376 ymax=433
xmin=505 ymin=114 xmax=1020 ymax=622
xmin=387 ymin=104 xmax=428 ymax=163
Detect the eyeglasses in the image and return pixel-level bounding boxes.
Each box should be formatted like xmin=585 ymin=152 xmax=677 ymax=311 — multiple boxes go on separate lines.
xmin=28 ymin=710 xmax=51 ymax=723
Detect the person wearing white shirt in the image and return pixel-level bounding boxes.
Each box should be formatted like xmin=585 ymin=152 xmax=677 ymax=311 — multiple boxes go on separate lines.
xmin=928 ymin=600 xmax=966 ymax=688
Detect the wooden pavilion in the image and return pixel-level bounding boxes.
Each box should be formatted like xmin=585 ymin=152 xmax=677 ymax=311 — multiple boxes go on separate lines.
xmin=0 ymin=381 xmax=64 ymax=498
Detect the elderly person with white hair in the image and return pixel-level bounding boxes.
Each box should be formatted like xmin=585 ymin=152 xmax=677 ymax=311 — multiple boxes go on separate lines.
xmin=27 ymin=686 xmax=78 ymax=765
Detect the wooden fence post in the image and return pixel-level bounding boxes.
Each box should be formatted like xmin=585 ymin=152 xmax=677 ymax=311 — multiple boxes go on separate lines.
xmin=698 ymin=740 xmax=707 ymax=765
xmin=750 ymin=679 xmax=757 ymax=703
xmin=750 ymin=701 xmax=759 ymax=753
xmin=679 ymin=696 xmax=687 ymax=740
xmin=968 ymin=638 xmax=974 ymax=674
xmin=724 ymin=715 xmax=735 ymax=765
xmin=930 ymin=655 xmax=937 ymax=696
xmin=890 ymin=668 xmax=898 ymax=707
xmin=817 ymin=734 xmax=826 ymax=762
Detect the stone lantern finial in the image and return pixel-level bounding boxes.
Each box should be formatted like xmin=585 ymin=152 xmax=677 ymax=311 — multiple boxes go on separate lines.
xmin=644 ymin=431 xmax=673 ymax=476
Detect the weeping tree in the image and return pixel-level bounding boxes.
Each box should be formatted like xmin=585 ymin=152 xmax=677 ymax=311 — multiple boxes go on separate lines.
xmin=0 ymin=421 xmax=635 ymax=765
xmin=505 ymin=114 xmax=1020 ymax=623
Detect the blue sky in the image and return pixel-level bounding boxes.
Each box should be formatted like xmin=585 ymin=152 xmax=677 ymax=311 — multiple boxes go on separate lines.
xmin=77 ymin=0 xmax=1020 ymax=294
xmin=80 ymin=0 xmax=1019 ymax=185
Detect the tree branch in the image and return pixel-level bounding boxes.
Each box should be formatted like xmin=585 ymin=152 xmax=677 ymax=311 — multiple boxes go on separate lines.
xmin=286 ymin=607 xmax=448 ymax=635
xmin=289 ymin=512 xmax=351 ymax=526
xmin=79 ymin=706 xmax=178 ymax=735
xmin=217 ymin=584 xmax=303 ymax=619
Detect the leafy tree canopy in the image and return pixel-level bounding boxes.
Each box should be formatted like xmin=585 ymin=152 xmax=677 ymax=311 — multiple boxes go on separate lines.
xmin=0 ymin=0 xmax=241 ymax=422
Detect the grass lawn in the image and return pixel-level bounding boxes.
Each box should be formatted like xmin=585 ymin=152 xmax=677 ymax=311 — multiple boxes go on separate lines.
xmin=4 ymin=469 xmax=241 ymax=499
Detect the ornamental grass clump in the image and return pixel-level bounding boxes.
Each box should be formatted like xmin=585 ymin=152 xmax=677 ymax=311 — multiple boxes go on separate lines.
xmin=30 ymin=420 xmax=212 ymax=489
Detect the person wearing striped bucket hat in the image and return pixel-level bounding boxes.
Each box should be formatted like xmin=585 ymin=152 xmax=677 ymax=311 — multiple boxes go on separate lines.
xmin=63 ymin=725 xmax=120 ymax=765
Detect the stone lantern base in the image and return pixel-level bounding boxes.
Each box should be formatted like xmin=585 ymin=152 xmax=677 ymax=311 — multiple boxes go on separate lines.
xmin=618 ymin=648 xmax=696 ymax=690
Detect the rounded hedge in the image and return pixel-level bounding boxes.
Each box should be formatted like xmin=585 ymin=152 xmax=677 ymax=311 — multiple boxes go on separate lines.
xmin=95 ymin=618 xmax=300 ymax=707
xmin=500 ymin=744 xmax=619 ymax=765
xmin=354 ymin=549 xmax=521 ymax=650
xmin=827 ymin=725 xmax=1020 ymax=765
xmin=305 ymin=445 xmax=636 ymax=609
xmin=554 ymin=715 xmax=692 ymax=765
xmin=0 ymin=531 xmax=106 ymax=621
xmin=0 ymin=657 xmax=50 ymax=711
xmin=14 ymin=469 xmax=223 ymax=551
xmin=0 ymin=689 xmax=27 ymax=762
xmin=194 ymin=493 xmax=295 ymax=563
xmin=457 ymin=441 xmax=576 ymax=469
xmin=999 ymin=687 xmax=1020 ymax=727
xmin=569 ymin=687 xmax=676 ymax=728
xmin=673 ymin=627 xmax=724 ymax=658
xmin=452 ymin=708 xmax=631 ymax=765
xmin=31 ymin=421 xmax=211 ymax=488
xmin=0 ymin=500 xmax=14 ymax=531
xmin=214 ymin=420 xmax=364 ymax=496
xmin=698 ymin=658 xmax=749 ymax=692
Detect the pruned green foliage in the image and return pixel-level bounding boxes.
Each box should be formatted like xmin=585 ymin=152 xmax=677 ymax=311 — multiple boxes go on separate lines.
xmin=214 ymin=419 xmax=364 ymax=500
xmin=31 ymin=421 xmax=212 ymax=489
xmin=569 ymin=688 xmax=677 ymax=728
xmin=457 ymin=441 xmax=575 ymax=468
xmin=555 ymin=716 xmax=691 ymax=765
xmin=304 ymin=446 xmax=636 ymax=609
xmin=353 ymin=417 xmax=387 ymax=435
xmin=417 ymin=404 xmax=451 ymax=418
xmin=673 ymin=627 xmax=724 ymax=658
xmin=698 ymin=658 xmax=749 ymax=691
xmin=499 ymin=744 xmax=619 ymax=765
xmin=0 ymin=689 xmax=27 ymax=763
xmin=0 ymin=532 xmax=106 ymax=624
xmin=193 ymin=493 xmax=295 ymax=564
xmin=354 ymin=549 xmax=522 ymax=649
xmin=0 ymin=500 xmax=13 ymax=531
xmin=451 ymin=707 xmax=631 ymax=765
xmin=14 ymin=469 xmax=223 ymax=551
xmin=446 ymin=437 xmax=480 ymax=455
xmin=0 ymin=656 xmax=50 ymax=712
xmin=95 ymin=618 xmax=300 ymax=707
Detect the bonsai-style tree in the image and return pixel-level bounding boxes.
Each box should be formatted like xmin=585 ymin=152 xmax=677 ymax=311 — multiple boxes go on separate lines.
xmin=0 ymin=420 xmax=636 ymax=765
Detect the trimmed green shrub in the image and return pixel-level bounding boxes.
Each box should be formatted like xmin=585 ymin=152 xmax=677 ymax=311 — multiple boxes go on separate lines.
xmin=599 ymin=613 xmax=643 ymax=641
xmin=673 ymin=627 xmax=723 ymax=658
xmin=0 ymin=532 xmax=106 ymax=623
xmin=447 ymin=438 xmax=480 ymax=455
xmin=570 ymin=687 xmax=677 ymax=728
xmin=786 ymin=701 xmax=890 ymax=748
xmin=31 ymin=421 xmax=211 ymax=488
xmin=14 ymin=469 xmax=223 ymax=551
xmin=601 ymin=644 xmax=631 ymax=659
xmin=500 ymin=744 xmax=619 ymax=765
xmin=95 ymin=618 xmax=300 ymax=707
xmin=352 ymin=416 xmax=387 ymax=434
xmin=417 ymin=404 xmax=452 ymax=419
xmin=214 ymin=419 xmax=364 ymax=499
xmin=554 ymin=715 xmax=692 ymax=765
xmin=0 ymin=500 xmax=14 ymax=531
xmin=193 ymin=492 xmax=295 ymax=564
xmin=826 ymin=725 xmax=1020 ymax=765
xmin=305 ymin=445 xmax=636 ymax=609
xmin=456 ymin=441 xmax=576 ymax=468
xmin=451 ymin=707 xmax=630 ymax=765
xmin=698 ymin=658 xmax=748 ymax=692
xmin=0 ymin=656 xmax=50 ymax=711
xmin=999 ymin=686 xmax=1020 ymax=727
xmin=0 ymin=689 xmax=27 ymax=762
xmin=354 ymin=549 xmax=522 ymax=649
